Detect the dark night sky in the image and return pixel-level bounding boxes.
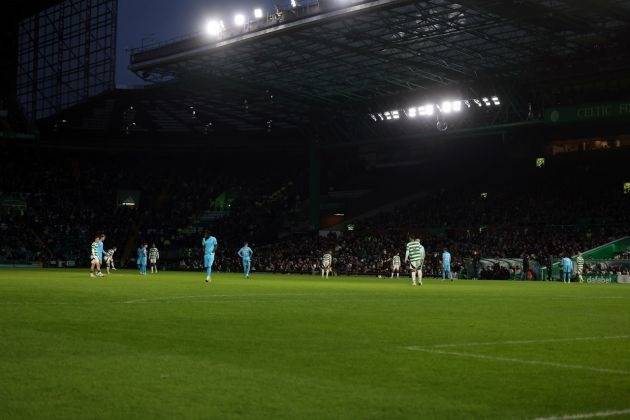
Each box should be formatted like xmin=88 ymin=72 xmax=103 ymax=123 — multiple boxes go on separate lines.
xmin=116 ymin=0 xmax=282 ymax=85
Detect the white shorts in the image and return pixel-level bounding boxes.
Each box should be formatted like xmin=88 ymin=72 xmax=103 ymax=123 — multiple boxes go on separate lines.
xmin=410 ymin=260 xmax=424 ymax=270
xmin=91 ymin=256 xmax=99 ymax=263
xmin=105 ymin=257 xmax=112 ymax=264
xmin=150 ymin=258 xmax=157 ymax=264
xmin=392 ymin=264 xmax=401 ymax=270
xmin=322 ymin=262 xmax=331 ymax=269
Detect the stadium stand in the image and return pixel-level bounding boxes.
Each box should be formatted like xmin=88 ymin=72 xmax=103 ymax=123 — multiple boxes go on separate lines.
xmin=1 ymin=143 xmax=627 ymax=278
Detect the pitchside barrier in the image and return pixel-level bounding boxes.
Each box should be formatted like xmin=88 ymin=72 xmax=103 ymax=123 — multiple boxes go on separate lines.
xmin=576 ymin=258 xmax=630 ymax=284
xmin=462 ymin=258 xmax=535 ymax=280
xmin=540 ymin=258 xmax=629 ymax=283
xmin=541 ymin=236 xmax=630 ymax=283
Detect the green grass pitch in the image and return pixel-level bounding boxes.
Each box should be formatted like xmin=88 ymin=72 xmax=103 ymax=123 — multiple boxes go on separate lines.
xmin=1 ymin=269 xmax=629 ymax=419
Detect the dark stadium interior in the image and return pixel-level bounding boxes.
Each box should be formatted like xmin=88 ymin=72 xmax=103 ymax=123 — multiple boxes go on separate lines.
xmin=1 ymin=0 xmax=629 ymax=278
xmin=2 ymin=1 xmax=630 ymax=418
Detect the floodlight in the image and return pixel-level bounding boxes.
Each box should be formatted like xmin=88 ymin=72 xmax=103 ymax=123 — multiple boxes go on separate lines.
xmin=392 ymin=110 xmax=400 ymax=119
xmin=407 ymin=107 xmax=417 ymax=118
xmin=234 ymin=14 xmax=246 ymax=26
xmin=205 ymin=19 xmax=224 ymax=37
xmin=377 ymin=113 xmax=384 ymax=121
xmin=441 ymin=101 xmax=452 ymax=114
xmin=482 ymin=97 xmax=491 ymax=106
xmin=491 ymin=96 xmax=500 ymax=105
xmin=254 ymin=8 xmax=264 ymax=19
xmin=419 ymin=104 xmax=434 ymax=116
xmin=473 ymin=99 xmax=482 ymax=107
xmin=464 ymin=100 xmax=471 ymax=108
xmin=291 ymin=0 xmax=297 ymax=7
xmin=452 ymin=100 xmax=462 ymax=112
xmin=370 ymin=114 xmax=378 ymax=122
xmin=384 ymin=111 xmax=392 ymax=120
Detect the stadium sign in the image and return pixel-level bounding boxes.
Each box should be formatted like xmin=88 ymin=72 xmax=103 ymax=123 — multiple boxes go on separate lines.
xmin=545 ymin=101 xmax=630 ymax=123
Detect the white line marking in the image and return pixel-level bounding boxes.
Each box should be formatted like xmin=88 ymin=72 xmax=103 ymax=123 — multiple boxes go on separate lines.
xmin=0 ymin=293 xmax=318 ymax=306
xmin=406 ymin=348 xmax=630 ymax=375
xmin=123 ymin=292 xmax=313 ymax=304
xmin=0 ymin=301 xmax=80 ymax=306
xmin=428 ymin=335 xmax=630 ymax=349
xmin=550 ymin=297 xmax=626 ymax=300
xmin=534 ymin=408 xmax=630 ymax=419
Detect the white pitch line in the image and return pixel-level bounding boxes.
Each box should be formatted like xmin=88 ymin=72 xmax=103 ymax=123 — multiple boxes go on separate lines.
xmin=406 ymin=348 xmax=630 ymax=375
xmin=534 ymin=408 xmax=630 ymax=419
xmin=428 ymin=335 xmax=630 ymax=349
xmin=0 ymin=293 xmax=319 ymax=306
xmin=123 ymin=292 xmax=314 ymax=304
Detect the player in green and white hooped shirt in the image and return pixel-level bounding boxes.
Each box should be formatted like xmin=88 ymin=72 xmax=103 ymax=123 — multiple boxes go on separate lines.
xmin=149 ymin=244 xmax=160 ymax=274
xmin=322 ymin=251 xmax=333 ymax=278
xmin=405 ymin=237 xmax=425 ymax=286
xmin=90 ymin=234 xmax=103 ymax=278
xmin=104 ymin=247 xmax=117 ymax=274
xmin=575 ymin=252 xmax=585 ymax=283
xmin=391 ymin=253 xmax=401 ymax=278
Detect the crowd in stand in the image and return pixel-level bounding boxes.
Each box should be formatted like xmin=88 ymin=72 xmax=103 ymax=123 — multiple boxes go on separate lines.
xmin=0 ymin=147 xmax=305 ymax=268
xmin=1 ymin=146 xmax=628 ymax=280
xmin=254 ymin=191 xmax=626 ymax=278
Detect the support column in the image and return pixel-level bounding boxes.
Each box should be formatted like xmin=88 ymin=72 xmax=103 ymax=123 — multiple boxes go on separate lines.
xmin=308 ymin=137 xmax=321 ymax=231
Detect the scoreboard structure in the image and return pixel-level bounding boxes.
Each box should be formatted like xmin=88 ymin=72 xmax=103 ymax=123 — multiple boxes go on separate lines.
xmin=16 ymin=0 xmax=117 ymax=121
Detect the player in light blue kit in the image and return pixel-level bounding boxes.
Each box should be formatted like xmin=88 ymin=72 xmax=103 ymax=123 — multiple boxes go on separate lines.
xmin=136 ymin=245 xmax=143 ymax=274
xmin=202 ymin=233 xmax=218 ymax=283
xmin=561 ymin=256 xmax=573 ymax=283
xmin=137 ymin=244 xmax=148 ymax=275
xmin=237 ymin=242 xmax=253 ymax=278
xmin=442 ymin=248 xmax=452 ymax=281
xmin=98 ymin=234 xmax=106 ymax=272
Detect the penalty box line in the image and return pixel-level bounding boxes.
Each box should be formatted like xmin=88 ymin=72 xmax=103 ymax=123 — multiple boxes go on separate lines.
xmin=406 ymin=347 xmax=630 ymax=375
xmin=534 ymin=407 xmax=630 ymax=419
xmin=429 ymin=335 xmax=630 ymax=349
xmin=406 ymin=336 xmax=630 ymax=375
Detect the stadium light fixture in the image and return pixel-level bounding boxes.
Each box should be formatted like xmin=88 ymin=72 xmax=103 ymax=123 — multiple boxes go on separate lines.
xmin=234 ymin=14 xmax=246 ymax=26
xmin=418 ymin=104 xmax=434 ymax=116
xmin=254 ymin=8 xmax=264 ymax=19
xmin=371 ymin=94 xmax=500 ymax=124
xmin=205 ymin=19 xmax=225 ymax=37
xmin=291 ymin=0 xmax=297 ymax=8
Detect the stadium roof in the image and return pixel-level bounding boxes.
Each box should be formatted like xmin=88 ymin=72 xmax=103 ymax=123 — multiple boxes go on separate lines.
xmin=126 ymin=0 xmax=630 ymax=134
